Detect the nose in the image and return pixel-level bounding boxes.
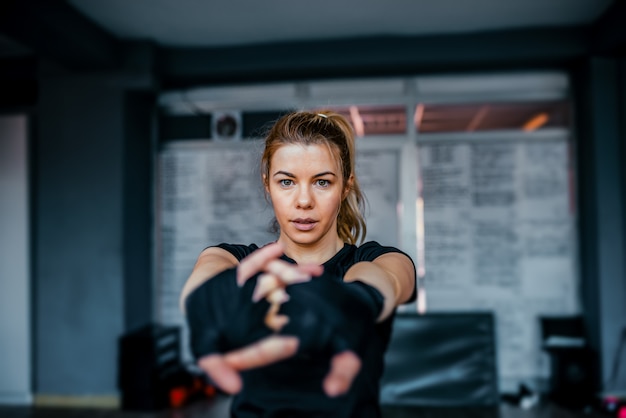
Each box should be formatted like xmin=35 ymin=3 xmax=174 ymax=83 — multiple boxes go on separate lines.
xmin=296 ymin=185 xmax=313 ymax=209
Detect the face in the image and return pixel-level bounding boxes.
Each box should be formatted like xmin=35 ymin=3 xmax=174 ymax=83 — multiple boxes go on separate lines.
xmin=266 ymin=143 xmax=347 ymax=249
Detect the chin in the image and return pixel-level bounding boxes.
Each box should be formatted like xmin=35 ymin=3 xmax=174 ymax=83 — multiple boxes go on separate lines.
xmin=282 ymin=229 xmax=322 ymax=246
xmin=287 ymin=235 xmax=319 ymax=246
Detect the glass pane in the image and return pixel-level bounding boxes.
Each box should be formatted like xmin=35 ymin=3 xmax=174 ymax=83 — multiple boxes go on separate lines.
xmin=415 ymin=100 xmax=570 ymax=133
xmin=313 ymin=104 xmax=406 ymax=136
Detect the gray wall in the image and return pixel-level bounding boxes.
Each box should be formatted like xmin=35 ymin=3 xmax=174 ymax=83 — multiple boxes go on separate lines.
xmin=35 ymin=72 xmax=154 ymax=395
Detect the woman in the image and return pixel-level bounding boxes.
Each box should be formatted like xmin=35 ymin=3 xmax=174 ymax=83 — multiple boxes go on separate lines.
xmin=181 ymin=110 xmax=416 ymax=417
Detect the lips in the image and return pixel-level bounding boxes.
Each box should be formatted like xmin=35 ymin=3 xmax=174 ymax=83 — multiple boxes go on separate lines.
xmin=292 ymin=218 xmax=317 ymax=231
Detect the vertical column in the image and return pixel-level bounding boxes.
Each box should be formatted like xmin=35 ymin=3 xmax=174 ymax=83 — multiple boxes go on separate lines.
xmin=0 ymin=115 xmax=30 ymax=404
xmin=578 ymin=57 xmax=626 ymax=391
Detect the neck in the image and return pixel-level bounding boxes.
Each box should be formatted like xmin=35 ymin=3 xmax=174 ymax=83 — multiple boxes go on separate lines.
xmin=279 ymin=235 xmax=345 ymax=265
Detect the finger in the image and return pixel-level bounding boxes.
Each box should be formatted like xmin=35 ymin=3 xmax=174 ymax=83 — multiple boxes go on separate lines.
xmin=237 ymin=242 xmax=284 ymax=286
xmin=253 ymin=266 xmax=322 ymax=302
xmin=252 ymin=273 xmax=282 ymax=302
xmin=264 ymin=297 xmax=290 ymax=331
xmin=266 ymin=287 xmax=289 ymax=304
xmin=223 ymin=335 xmax=299 ymax=370
xmin=265 ymin=260 xmax=320 ymax=283
xmin=197 ymin=354 xmax=243 ymax=394
xmin=322 ymin=351 xmax=361 ymax=397
xmin=266 ymin=313 xmax=289 ymax=331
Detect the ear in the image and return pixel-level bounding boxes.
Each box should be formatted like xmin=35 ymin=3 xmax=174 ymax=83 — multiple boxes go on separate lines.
xmin=343 ymin=175 xmax=354 ymax=200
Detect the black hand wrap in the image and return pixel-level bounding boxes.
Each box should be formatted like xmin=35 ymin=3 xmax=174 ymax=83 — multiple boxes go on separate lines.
xmin=185 ymin=268 xmax=271 ymax=360
xmin=278 ymin=272 xmax=384 ymax=358
xmin=185 ymin=268 xmax=385 ymax=362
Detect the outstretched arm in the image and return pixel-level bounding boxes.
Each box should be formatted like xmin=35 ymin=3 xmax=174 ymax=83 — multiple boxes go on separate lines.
xmin=179 ymin=246 xmax=239 ymax=312
xmin=343 ymin=252 xmax=416 ymax=321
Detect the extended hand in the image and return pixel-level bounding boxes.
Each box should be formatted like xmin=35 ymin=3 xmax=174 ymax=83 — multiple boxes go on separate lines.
xmin=187 ymin=242 xmax=379 ymax=397
xmin=187 ymin=243 xmax=322 ymax=394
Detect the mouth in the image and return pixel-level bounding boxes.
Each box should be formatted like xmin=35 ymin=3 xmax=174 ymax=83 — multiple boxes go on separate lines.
xmin=291 ymin=218 xmax=317 ymax=231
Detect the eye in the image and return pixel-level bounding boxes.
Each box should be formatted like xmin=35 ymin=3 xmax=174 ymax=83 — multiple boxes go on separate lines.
xmin=279 ymin=179 xmax=293 ymax=187
xmin=316 ymin=179 xmax=330 ymax=188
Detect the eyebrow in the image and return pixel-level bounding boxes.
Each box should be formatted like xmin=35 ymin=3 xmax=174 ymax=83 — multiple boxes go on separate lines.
xmin=273 ymin=170 xmax=337 ymax=178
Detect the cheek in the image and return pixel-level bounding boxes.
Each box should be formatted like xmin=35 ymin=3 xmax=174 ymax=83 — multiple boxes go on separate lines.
xmin=327 ymin=194 xmax=343 ymax=216
xmin=268 ymin=190 xmax=288 ymax=213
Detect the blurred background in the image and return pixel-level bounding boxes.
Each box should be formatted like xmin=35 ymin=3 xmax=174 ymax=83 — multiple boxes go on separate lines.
xmin=1 ymin=0 xmax=625 ymax=416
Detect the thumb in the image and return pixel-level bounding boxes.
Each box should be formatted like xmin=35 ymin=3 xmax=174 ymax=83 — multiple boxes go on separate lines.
xmin=197 ymin=354 xmax=243 ymax=395
xmin=223 ymin=335 xmax=299 ymax=370
xmin=322 ymin=350 xmax=361 ymax=397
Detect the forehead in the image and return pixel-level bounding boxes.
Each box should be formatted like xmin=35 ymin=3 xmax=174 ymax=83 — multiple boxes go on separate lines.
xmin=270 ymin=143 xmax=341 ymax=172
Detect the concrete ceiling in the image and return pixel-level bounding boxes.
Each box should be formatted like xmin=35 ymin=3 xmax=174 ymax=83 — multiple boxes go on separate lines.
xmin=67 ymin=0 xmax=613 ymax=47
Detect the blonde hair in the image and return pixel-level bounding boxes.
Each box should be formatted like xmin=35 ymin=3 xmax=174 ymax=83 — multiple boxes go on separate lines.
xmin=261 ymin=110 xmax=366 ymax=245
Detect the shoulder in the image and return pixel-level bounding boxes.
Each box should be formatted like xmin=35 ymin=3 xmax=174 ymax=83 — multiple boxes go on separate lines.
xmin=212 ymin=243 xmax=260 ymax=261
xmin=357 ymin=241 xmax=418 ymax=304
xmin=354 ymin=241 xmax=413 ymax=263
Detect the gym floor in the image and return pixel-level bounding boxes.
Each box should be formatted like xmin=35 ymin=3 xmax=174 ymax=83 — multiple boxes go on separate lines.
xmin=0 ymin=396 xmax=610 ymax=418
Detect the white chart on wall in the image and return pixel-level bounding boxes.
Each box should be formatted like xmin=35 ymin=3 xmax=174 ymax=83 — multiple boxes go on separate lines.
xmin=417 ymin=137 xmax=580 ymax=390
